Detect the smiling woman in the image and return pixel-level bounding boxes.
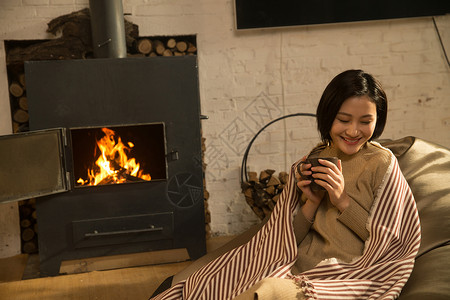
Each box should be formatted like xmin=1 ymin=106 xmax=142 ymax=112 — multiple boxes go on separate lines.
xmin=150 ymin=70 xmax=420 ymax=300
xmin=292 ymin=70 xmax=393 ymax=265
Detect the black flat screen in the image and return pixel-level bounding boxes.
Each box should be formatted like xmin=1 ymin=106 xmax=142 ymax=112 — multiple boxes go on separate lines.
xmin=235 ymin=0 xmax=450 ymax=29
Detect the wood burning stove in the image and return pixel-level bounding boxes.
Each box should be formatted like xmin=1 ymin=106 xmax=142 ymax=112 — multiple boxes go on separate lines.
xmin=0 ymin=56 xmax=206 ymax=276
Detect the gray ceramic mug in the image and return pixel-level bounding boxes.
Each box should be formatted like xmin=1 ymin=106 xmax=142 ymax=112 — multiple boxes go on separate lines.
xmin=297 ymin=157 xmax=339 ymax=191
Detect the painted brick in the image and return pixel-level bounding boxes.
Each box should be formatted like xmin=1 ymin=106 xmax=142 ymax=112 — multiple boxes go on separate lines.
xmin=391 ymin=41 xmax=430 ymax=53
xmin=348 ymin=42 xmax=391 ymax=55
xmin=23 ymin=0 xmax=49 ymax=5
xmin=0 ymin=44 xmax=12 ymax=136
xmin=0 ymin=0 xmax=21 ymax=7
xmin=50 ymin=0 xmax=76 ymax=5
xmin=0 ymin=7 xmax=37 ymax=21
xmin=254 ymin=141 xmax=283 ymax=155
xmin=35 ymin=6 xmax=77 ymax=18
xmin=244 ymin=60 xmax=267 ymax=74
xmin=361 ymin=55 xmax=383 ymax=66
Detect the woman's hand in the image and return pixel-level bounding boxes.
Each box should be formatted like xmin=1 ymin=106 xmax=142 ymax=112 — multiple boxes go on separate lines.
xmin=311 ymin=159 xmax=350 ymax=212
xmin=295 ymin=156 xmax=324 ymax=207
xmin=295 ymin=157 xmax=325 ymax=222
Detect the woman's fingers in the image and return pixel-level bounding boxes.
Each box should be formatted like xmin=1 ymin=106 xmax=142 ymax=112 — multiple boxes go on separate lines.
xmin=297 ymin=161 xmax=312 ymax=174
xmin=297 ymin=179 xmax=324 ymax=205
xmin=295 ymin=157 xmax=312 ymax=180
xmin=314 ymin=159 xmax=339 ymax=173
xmin=310 ymin=159 xmax=343 ymax=191
xmin=297 ymin=179 xmax=312 ymax=187
xmin=301 ymin=165 xmax=312 ymax=175
xmin=312 ymin=173 xmax=338 ymax=190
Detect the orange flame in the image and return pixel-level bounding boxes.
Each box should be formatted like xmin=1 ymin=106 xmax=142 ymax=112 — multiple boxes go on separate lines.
xmin=77 ymin=127 xmax=151 ymax=186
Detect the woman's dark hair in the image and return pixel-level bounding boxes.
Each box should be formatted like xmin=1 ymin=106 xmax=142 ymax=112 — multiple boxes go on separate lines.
xmin=316 ymin=69 xmax=387 ymax=144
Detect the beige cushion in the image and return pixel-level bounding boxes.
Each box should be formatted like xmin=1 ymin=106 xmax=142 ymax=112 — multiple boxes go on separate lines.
xmin=381 ymin=137 xmax=450 ymax=299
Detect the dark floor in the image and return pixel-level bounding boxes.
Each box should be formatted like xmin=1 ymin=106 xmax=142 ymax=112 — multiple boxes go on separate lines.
xmin=22 ymin=254 xmax=40 ymax=280
xmin=3 ymin=235 xmax=236 ymax=282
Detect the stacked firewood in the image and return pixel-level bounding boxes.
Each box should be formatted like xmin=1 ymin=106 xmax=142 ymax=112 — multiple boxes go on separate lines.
xmin=201 ymin=135 xmax=212 ymax=239
xmin=129 ymin=37 xmax=197 ymax=57
xmin=241 ymin=170 xmax=289 ymax=220
xmin=204 ymin=188 xmax=211 ymax=239
xmin=19 ymin=199 xmax=39 ymax=254
xmin=8 ymin=66 xmax=29 ymax=133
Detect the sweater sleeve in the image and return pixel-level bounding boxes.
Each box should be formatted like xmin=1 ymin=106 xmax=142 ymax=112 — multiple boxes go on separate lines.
xmin=337 ymin=197 xmax=370 ymax=241
xmin=293 ymin=204 xmax=314 ymax=245
xmin=290 ymin=161 xmax=314 ymax=245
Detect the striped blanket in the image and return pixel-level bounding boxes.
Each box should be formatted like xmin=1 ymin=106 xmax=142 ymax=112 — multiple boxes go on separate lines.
xmin=152 ymin=152 xmax=421 ymax=300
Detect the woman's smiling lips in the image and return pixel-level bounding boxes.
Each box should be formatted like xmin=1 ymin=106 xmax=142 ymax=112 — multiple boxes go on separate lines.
xmin=341 ymin=136 xmax=360 ymax=145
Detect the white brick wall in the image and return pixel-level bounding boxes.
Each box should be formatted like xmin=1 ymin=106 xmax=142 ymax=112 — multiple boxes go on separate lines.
xmin=1 ymin=0 xmax=449 ymax=239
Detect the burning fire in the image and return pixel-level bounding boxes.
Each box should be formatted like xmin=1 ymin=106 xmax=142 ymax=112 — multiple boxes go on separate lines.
xmin=77 ymin=127 xmax=151 ymax=186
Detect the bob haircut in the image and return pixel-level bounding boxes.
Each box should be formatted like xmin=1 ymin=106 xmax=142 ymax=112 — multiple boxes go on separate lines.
xmin=316 ymin=69 xmax=387 ymax=144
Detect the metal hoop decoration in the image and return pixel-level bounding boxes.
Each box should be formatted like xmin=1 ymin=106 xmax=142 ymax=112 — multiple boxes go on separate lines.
xmin=240 ymin=113 xmax=316 ymax=185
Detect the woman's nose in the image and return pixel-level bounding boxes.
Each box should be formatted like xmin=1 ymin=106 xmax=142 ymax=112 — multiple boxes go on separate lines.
xmin=346 ymin=123 xmax=359 ymax=136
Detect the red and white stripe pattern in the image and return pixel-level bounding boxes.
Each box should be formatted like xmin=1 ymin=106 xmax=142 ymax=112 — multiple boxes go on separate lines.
xmin=152 ymin=152 xmax=420 ymax=300
xmin=296 ymin=157 xmax=421 ymax=299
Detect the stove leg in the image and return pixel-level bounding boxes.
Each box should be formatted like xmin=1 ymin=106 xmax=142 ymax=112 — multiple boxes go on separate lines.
xmin=186 ymin=241 xmax=207 ymax=260
xmin=38 ymin=254 xmax=63 ymax=277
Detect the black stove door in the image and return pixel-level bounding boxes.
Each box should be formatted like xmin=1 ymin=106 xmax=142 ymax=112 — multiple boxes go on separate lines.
xmin=0 ymin=128 xmax=69 ymax=204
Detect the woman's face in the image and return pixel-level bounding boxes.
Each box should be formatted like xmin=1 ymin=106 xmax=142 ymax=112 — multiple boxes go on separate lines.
xmin=330 ymin=95 xmax=377 ymax=155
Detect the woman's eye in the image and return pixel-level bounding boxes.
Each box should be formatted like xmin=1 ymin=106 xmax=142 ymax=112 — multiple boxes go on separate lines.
xmin=337 ymin=119 xmax=349 ymax=123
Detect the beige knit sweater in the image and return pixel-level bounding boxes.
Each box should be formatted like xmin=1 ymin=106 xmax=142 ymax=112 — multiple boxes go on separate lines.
xmin=292 ymin=141 xmax=391 ymax=274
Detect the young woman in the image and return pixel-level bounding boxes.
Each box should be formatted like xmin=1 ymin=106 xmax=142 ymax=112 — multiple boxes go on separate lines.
xmin=151 ymin=70 xmax=421 ymax=300
xmin=292 ymin=69 xmax=392 ymax=275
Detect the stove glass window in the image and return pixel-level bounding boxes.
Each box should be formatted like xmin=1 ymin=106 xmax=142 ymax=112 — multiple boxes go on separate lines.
xmin=71 ymin=123 xmax=167 ymax=187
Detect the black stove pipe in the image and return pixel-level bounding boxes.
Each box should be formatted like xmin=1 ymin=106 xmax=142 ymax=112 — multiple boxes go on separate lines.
xmin=89 ymin=0 xmax=127 ymax=58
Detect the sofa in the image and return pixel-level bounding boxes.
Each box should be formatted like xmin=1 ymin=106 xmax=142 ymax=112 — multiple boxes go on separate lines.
xmin=380 ymin=136 xmax=450 ymax=299
xmin=152 ymin=136 xmax=450 ymax=299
